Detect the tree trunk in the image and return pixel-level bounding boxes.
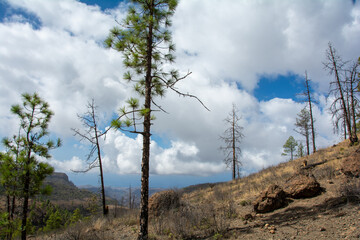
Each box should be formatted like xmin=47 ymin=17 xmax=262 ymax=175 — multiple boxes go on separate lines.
xmin=21 ymin=167 xmax=30 ymax=240
xmin=138 ymin=107 xmax=151 ymax=240
xmin=232 ymin=112 xmax=236 ymax=180
xmin=306 ymin=132 xmax=310 ymax=156
xmin=305 ymin=72 xmax=316 ymax=153
xmin=329 ymin=44 xmax=353 ymax=144
xmin=349 ymin=69 xmax=358 ymax=143
xmin=138 ymin=1 xmax=153 ymax=238
xmin=94 ymin=115 xmax=107 ymax=216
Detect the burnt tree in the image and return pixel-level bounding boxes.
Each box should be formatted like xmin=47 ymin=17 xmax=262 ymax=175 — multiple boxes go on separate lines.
xmin=72 ymin=99 xmax=108 ymax=216
xmin=220 ymin=104 xmax=244 ymax=180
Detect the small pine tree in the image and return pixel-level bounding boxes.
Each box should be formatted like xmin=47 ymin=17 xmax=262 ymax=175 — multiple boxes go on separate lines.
xmin=282 ymin=136 xmax=298 ymax=160
xmin=1 ymin=93 xmax=61 ymax=240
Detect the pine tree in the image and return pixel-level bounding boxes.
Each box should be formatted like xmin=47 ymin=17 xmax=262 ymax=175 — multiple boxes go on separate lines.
xmin=303 ymin=71 xmax=317 ymax=153
xmin=105 ymin=1 xmax=207 ymax=239
xmin=294 ymin=108 xmax=311 ymax=155
xmin=282 ymin=136 xmax=298 ymax=160
xmin=1 ymin=93 xmax=61 ymax=240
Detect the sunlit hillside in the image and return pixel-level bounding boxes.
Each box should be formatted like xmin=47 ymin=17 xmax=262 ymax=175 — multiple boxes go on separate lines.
xmin=34 ymin=137 xmax=360 ymax=240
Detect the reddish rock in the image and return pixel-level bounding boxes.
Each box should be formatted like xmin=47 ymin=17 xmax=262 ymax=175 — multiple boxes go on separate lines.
xmin=253 ymin=184 xmax=287 ymax=213
xmin=284 ymin=174 xmax=322 ymax=198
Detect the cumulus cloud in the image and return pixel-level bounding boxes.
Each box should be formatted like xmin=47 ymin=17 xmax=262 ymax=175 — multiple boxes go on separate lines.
xmin=0 ymin=0 xmax=358 ymax=179
xmin=99 ymin=130 xmax=224 ymax=176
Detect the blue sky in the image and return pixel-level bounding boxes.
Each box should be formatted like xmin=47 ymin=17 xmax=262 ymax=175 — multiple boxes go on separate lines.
xmin=0 ymin=0 xmax=359 ymax=188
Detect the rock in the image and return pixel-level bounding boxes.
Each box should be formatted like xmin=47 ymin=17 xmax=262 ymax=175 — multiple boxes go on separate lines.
xmin=244 ymin=213 xmax=254 ymax=221
xmin=341 ymin=148 xmax=360 ymax=178
xmin=253 ymin=184 xmax=287 ymax=213
xmin=284 ymin=173 xmax=322 ymax=198
xmin=149 ymin=190 xmax=181 ymax=217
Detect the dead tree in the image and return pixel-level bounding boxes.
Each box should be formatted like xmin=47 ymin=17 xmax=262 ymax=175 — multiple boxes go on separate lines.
xmin=304 ymin=71 xmax=317 ymax=153
xmin=324 ymin=43 xmax=355 ymax=144
xmin=71 ymin=99 xmax=108 ymax=216
xmin=220 ymin=104 xmax=244 ymax=180
xmin=297 ymin=71 xmax=317 ymax=153
xmin=345 ymin=61 xmax=359 ymax=142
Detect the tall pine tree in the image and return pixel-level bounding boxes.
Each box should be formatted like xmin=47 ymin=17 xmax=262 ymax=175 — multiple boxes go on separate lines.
xmin=105 ymin=1 xmax=207 ymax=239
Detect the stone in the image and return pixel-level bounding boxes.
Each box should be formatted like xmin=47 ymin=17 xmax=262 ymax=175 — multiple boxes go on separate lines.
xmin=284 ymin=173 xmax=322 ymax=198
xmin=253 ymin=184 xmax=287 ymax=213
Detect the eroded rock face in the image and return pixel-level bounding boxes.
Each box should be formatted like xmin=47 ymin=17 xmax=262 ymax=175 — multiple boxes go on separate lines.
xmin=149 ymin=190 xmax=180 ymax=217
xmin=284 ymin=174 xmax=321 ymax=199
xmin=253 ymin=184 xmax=287 ymax=213
xmin=341 ymin=148 xmax=360 ymax=178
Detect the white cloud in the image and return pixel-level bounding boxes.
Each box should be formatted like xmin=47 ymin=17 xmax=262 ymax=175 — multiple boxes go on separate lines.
xmin=99 ymin=130 xmax=224 ymax=176
xmin=0 ymin=0 xmax=358 ymax=178
xmin=46 ymin=156 xmax=87 ymax=173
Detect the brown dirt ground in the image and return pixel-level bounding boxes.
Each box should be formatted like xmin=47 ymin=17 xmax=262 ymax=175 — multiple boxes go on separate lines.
xmin=224 ymin=177 xmax=360 ymax=240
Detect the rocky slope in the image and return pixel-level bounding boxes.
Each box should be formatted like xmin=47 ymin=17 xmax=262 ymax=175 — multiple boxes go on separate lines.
xmin=36 ymin=138 xmax=360 ymax=239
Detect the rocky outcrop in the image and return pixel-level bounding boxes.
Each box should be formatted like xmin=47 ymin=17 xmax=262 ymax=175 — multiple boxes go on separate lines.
xmin=253 ymin=184 xmax=287 ymax=213
xmin=284 ymin=173 xmax=322 ymax=199
xmin=149 ymin=190 xmax=181 ymax=217
xmin=45 ymin=172 xmax=74 ymax=186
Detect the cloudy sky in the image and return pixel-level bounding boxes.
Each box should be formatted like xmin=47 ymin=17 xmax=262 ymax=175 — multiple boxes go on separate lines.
xmin=0 ymin=0 xmax=359 ymax=188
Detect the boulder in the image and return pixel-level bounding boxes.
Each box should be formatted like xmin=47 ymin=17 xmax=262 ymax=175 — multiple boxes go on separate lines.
xmin=149 ymin=190 xmax=180 ymax=217
xmin=253 ymin=184 xmax=287 ymax=213
xmin=284 ymin=173 xmax=321 ymax=198
xmin=341 ymin=148 xmax=360 ymax=178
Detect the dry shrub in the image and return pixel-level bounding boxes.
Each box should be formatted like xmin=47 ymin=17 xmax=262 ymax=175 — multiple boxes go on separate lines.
xmin=313 ymin=165 xmax=335 ymax=180
xmin=151 ymin=202 xmax=229 ymax=239
xmin=338 ymin=179 xmax=360 ymax=203
xmin=116 ymin=208 xmax=139 ymax=226
xmin=212 ymin=185 xmax=229 ymax=201
xmin=149 ymin=190 xmax=181 ymax=217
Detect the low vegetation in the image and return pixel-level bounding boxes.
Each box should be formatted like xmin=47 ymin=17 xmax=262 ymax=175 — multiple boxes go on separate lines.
xmin=17 ymin=137 xmax=359 ymax=240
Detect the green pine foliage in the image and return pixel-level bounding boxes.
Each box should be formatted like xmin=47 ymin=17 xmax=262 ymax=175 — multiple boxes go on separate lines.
xmin=282 ymin=136 xmax=298 ymax=160
xmin=0 ymin=92 xmax=61 ymax=239
xmin=105 ymin=0 xmax=194 ymax=133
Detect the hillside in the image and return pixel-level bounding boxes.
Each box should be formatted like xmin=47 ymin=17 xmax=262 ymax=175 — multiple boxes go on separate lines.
xmin=80 ymin=185 xmax=164 ymax=208
xmin=35 ymin=138 xmax=360 ymax=239
xmin=41 ymin=172 xmax=95 ymax=202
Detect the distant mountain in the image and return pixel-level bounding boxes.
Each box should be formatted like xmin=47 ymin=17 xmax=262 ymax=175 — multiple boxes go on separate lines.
xmin=41 ymin=172 xmax=95 ymax=202
xmin=79 ymin=185 xmax=164 ymax=207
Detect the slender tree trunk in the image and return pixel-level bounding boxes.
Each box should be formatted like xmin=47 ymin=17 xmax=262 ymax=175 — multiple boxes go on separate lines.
xmin=232 ymin=112 xmax=236 ymax=180
xmin=96 ymin=132 xmax=107 ymax=216
xmin=10 ymin=196 xmax=15 ymax=220
xmin=344 ymin=120 xmax=347 ymax=139
xmin=6 ymin=195 xmax=11 ymax=219
xmin=349 ymin=69 xmax=358 ymax=142
xmin=138 ymin=1 xmax=153 ymax=238
xmin=129 ymin=185 xmax=132 ymax=209
xmin=21 ymin=165 xmax=30 ymax=240
xmin=306 ymin=130 xmax=310 ymax=156
xmin=305 ymin=72 xmax=316 ymax=153
xmin=92 ymin=103 xmax=107 ymax=216
xmin=329 ymin=44 xmax=353 ymax=144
